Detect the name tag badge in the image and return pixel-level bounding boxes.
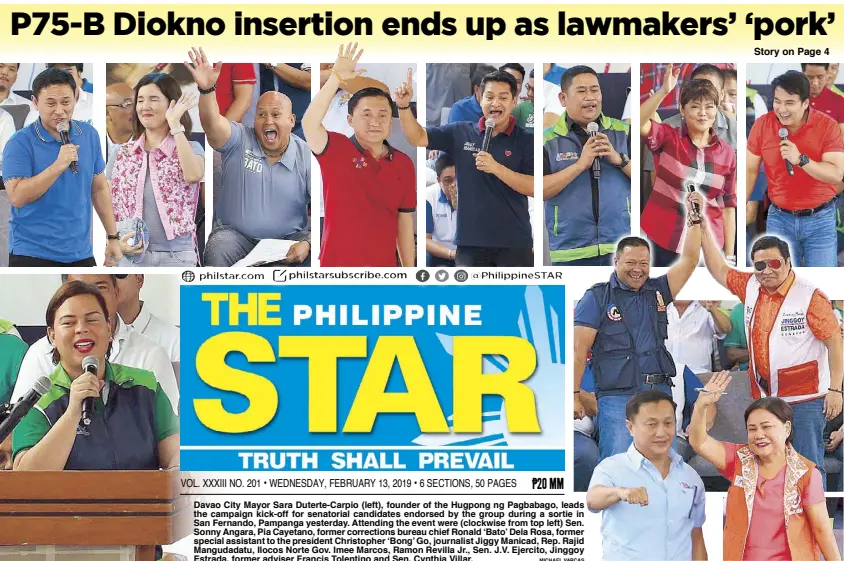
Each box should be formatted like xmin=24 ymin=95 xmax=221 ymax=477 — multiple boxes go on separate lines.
xmin=733 ymin=475 xmax=744 ymax=487
xmin=555 ymin=151 xmax=578 ymax=162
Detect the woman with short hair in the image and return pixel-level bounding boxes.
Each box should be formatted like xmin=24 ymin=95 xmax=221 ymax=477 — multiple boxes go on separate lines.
xmin=640 ymin=64 xmax=737 ymax=267
xmin=689 ymin=372 xmax=840 ymax=561
xmin=11 ymin=280 xmax=178 ymax=472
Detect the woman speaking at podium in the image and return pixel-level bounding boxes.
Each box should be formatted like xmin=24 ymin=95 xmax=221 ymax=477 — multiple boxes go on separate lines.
xmin=10 ymin=280 xmax=179 ymax=471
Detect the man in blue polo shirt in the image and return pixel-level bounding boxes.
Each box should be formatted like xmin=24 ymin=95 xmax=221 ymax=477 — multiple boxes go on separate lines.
xmin=2 ymin=68 xmax=121 ymax=267
xmin=587 ymin=390 xmax=707 ymax=561
xmin=544 ymin=66 xmax=631 ymax=266
xmin=447 ymin=65 xmax=496 ymax=125
xmin=426 ymin=154 xmax=458 ymax=266
xmin=398 ymin=70 xmax=533 ymax=267
xmin=186 ymin=48 xmax=311 ymax=267
xmin=573 ymin=210 xmax=702 ymax=460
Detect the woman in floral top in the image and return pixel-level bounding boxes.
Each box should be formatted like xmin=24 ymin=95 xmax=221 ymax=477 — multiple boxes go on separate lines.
xmin=107 ymin=72 xmax=205 ymax=267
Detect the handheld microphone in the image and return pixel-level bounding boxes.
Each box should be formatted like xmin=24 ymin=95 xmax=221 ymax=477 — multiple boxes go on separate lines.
xmin=778 ymin=128 xmax=794 ymax=176
xmin=57 ymin=121 xmax=78 ymax=175
xmin=0 ymin=377 xmax=52 ymax=443
xmin=685 ymin=180 xmax=701 ymax=217
xmin=80 ymin=356 xmax=99 ymax=427
xmin=587 ymin=121 xmax=600 ymax=180
xmin=481 ymin=117 xmax=495 ymax=153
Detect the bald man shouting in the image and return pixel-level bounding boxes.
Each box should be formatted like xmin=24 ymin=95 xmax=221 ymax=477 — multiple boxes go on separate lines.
xmin=187 ymin=48 xmax=311 ymax=267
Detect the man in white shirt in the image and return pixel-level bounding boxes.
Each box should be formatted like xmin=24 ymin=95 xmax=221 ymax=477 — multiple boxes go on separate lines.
xmin=666 ymin=300 xmax=731 ymax=374
xmin=425 ymin=154 xmax=457 ymax=267
xmin=116 ymin=274 xmax=180 ymax=383
xmin=12 ymin=275 xmax=179 ymax=412
xmin=666 ymin=300 xmax=728 ymax=462
xmin=0 ymin=63 xmax=37 ymax=128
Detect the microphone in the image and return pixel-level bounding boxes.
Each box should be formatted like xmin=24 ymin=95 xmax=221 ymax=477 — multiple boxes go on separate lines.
xmin=0 ymin=377 xmax=52 ymax=443
xmin=685 ymin=180 xmax=701 ymax=217
xmin=778 ymin=128 xmax=794 ymax=176
xmin=80 ymin=356 xmax=99 ymax=427
xmin=587 ymin=121 xmax=600 ymax=180
xmin=57 ymin=121 xmax=77 ymax=175
xmin=481 ymin=117 xmax=496 ymax=153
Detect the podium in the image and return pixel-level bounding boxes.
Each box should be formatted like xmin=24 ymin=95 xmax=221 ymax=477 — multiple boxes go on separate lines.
xmin=0 ymin=469 xmax=190 ymax=561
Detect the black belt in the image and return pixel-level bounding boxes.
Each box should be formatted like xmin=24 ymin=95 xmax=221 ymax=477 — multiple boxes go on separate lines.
xmin=773 ymin=196 xmax=837 ymax=217
xmin=645 ymin=374 xmax=674 ymax=386
xmin=643 ymin=374 xmax=672 ymax=386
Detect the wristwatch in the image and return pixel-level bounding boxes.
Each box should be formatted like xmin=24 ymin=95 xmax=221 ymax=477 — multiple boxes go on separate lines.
xmin=106 ymin=233 xmax=120 ymax=241
xmin=798 ymin=154 xmax=810 ymax=167
xmin=169 ymin=125 xmax=185 ymax=136
xmin=613 ymin=153 xmax=630 ymax=168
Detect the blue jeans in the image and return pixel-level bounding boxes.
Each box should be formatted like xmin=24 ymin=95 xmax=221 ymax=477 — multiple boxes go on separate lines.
xmin=574 ymin=430 xmax=600 ymax=491
xmin=597 ymin=384 xmax=674 ymax=461
xmin=790 ymin=398 xmax=827 ymax=491
xmin=766 ymin=203 xmax=837 ymax=267
xmin=597 ymin=395 xmax=632 ymax=460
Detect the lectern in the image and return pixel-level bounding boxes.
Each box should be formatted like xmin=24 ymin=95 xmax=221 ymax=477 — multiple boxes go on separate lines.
xmin=0 ymin=469 xmax=190 ymax=561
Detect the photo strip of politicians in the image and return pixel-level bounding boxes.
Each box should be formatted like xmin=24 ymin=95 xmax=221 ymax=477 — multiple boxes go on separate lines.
xmin=2 ymin=4 xmax=844 ymax=561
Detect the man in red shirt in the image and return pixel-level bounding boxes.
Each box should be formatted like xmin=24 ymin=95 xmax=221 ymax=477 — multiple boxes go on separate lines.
xmin=215 ymin=63 xmax=256 ymax=123
xmin=746 ymin=70 xmax=844 ymax=266
xmin=803 ymin=63 xmax=844 ymax=132
xmin=302 ymin=43 xmax=415 ymax=267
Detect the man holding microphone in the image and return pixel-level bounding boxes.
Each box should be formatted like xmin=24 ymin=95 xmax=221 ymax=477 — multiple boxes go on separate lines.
xmin=573 ymin=192 xmax=702 ymax=460
xmin=396 ymin=68 xmax=533 ymax=267
xmin=2 ymin=68 xmax=121 ymax=266
xmin=543 ymin=66 xmax=631 ymax=266
xmin=747 ymin=70 xmax=844 ymax=266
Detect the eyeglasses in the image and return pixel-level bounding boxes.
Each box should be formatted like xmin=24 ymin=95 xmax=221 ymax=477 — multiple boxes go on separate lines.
xmin=106 ymin=101 xmax=133 ymax=109
xmin=440 ymin=177 xmax=456 ymax=186
xmin=753 ymin=259 xmax=783 ymax=271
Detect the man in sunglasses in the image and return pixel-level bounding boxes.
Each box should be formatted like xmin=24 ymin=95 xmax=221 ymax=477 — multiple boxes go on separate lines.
xmin=573 ymin=193 xmax=703 ymax=459
xmin=701 ymin=223 xmax=843 ymax=490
